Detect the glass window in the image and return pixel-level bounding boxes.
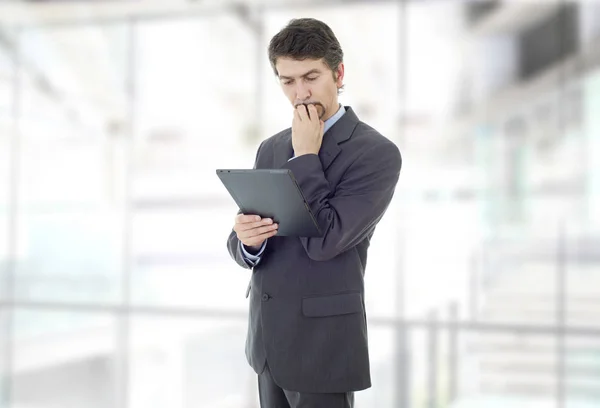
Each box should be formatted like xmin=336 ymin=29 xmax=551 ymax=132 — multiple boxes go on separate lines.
xmin=0 ymin=310 xmax=7 ymax=407
xmin=14 ymin=24 xmax=130 ymax=303
xmin=11 ymin=310 xmax=118 ymax=408
xmin=130 ymin=16 xmax=259 ymax=308
xmin=0 ymin=36 xmax=12 ymax=302
xmin=129 ymin=317 xmax=254 ymax=408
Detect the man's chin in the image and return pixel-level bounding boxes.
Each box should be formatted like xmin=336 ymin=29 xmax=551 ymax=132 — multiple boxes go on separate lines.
xmin=316 ymin=107 xmax=326 ymax=120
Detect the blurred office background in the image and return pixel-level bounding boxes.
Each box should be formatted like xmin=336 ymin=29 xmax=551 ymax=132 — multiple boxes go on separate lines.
xmin=1 ymin=0 xmax=600 ymax=407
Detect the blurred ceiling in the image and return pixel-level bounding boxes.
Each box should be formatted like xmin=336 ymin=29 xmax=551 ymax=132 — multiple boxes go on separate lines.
xmin=1 ymin=0 xmax=269 ymax=26
xmin=3 ymin=0 xmax=302 ymax=26
xmin=0 ymin=0 xmax=566 ymax=35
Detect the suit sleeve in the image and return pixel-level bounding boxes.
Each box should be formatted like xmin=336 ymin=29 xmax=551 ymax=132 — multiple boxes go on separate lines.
xmin=226 ymin=140 xmax=267 ymax=269
xmin=282 ymin=141 xmax=402 ymax=261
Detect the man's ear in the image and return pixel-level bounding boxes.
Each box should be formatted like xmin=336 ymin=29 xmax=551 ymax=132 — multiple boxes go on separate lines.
xmin=335 ymin=63 xmax=345 ymax=87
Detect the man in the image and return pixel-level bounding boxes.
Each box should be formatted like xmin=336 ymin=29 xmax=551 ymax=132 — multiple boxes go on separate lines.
xmin=226 ymin=18 xmax=402 ymax=408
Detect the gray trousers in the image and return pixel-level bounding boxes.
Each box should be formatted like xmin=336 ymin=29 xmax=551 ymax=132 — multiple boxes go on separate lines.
xmin=257 ymin=363 xmax=355 ymax=408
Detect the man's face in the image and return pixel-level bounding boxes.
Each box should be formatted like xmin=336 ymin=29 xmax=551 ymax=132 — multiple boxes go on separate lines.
xmin=275 ymin=57 xmax=344 ymax=122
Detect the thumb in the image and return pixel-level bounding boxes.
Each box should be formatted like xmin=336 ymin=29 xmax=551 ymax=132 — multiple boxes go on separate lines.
xmin=320 ymin=120 xmax=325 ymax=134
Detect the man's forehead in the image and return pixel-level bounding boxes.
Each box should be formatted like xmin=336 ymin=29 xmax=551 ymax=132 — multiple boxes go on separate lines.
xmin=276 ymin=57 xmax=327 ymax=77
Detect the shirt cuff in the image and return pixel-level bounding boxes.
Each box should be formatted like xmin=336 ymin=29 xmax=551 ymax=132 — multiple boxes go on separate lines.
xmin=240 ymin=240 xmax=267 ymax=266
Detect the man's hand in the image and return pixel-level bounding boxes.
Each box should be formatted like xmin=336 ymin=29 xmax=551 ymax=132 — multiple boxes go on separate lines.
xmin=234 ymin=214 xmax=278 ymax=250
xmin=292 ymin=104 xmax=324 ymax=157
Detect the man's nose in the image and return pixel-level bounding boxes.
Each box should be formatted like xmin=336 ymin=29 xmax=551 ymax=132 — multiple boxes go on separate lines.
xmin=295 ymin=82 xmax=311 ymax=101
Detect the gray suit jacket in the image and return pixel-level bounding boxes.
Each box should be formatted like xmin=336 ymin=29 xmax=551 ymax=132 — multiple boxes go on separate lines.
xmin=227 ymin=106 xmax=402 ymax=393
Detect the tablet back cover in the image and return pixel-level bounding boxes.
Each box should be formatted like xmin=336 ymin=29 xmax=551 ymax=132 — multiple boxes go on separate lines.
xmin=216 ymin=169 xmax=322 ymax=237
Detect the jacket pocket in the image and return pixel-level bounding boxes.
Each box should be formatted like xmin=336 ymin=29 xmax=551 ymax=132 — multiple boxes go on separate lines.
xmin=302 ymin=292 xmax=363 ymax=317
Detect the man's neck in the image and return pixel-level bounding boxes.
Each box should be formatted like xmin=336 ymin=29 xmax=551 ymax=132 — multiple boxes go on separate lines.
xmin=322 ymin=103 xmax=341 ymax=122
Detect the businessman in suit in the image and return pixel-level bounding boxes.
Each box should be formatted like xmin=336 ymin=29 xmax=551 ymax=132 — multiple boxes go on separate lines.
xmin=227 ymin=18 xmax=402 ymax=408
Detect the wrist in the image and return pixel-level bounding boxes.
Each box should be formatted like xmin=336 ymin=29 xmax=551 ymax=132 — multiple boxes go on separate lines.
xmin=245 ymin=244 xmax=262 ymax=254
xmin=294 ymin=151 xmax=318 ymax=157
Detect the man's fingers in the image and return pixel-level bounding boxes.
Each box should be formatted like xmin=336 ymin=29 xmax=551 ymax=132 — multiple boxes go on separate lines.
xmin=237 ymin=223 xmax=278 ymax=239
xmin=239 ymin=223 xmax=278 ymax=238
xmin=307 ymin=104 xmax=318 ymax=121
xmin=296 ymin=104 xmax=309 ymax=120
xmin=293 ymin=107 xmax=302 ymax=122
xmin=236 ymin=218 xmax=274 ymax=233
xmin=241 ymin=229 xmax=279 ymax=247
xmin=236 ymin=213 xmax=261 ymax=224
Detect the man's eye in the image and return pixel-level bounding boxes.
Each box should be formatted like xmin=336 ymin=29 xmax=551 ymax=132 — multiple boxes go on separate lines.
xmin=284 ymin=80 xmax=293 ymax=85
xmin=306 ymin=77 xmax=317 ymax=81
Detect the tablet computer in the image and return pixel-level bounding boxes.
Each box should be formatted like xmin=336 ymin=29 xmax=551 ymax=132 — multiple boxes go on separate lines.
xmin=216 ymin=169 xmax=322 ymax=237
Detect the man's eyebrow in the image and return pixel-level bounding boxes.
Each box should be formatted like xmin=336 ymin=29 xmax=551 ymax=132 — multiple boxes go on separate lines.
xmin=278 ymin=69 xmax=322 ymax=80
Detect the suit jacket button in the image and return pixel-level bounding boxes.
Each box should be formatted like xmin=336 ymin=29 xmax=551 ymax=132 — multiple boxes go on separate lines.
xmin=261 ymin=293 xmax=270 ymax=302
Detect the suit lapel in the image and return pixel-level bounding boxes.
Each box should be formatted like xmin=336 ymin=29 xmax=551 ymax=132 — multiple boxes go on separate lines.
xmin=274 ymin=130 xmax=294 ymax=168
xmin=319 ymin=106 xmax=359 ymax=171
xmin=318 ymin=130 xmax=341 ymax=171
xmin=274 ymin=106 xmax=360 ymax=170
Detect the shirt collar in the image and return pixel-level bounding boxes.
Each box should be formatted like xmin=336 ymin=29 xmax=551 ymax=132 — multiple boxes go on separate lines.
xmin=323 ymin=104 xmax=346 ymax=134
